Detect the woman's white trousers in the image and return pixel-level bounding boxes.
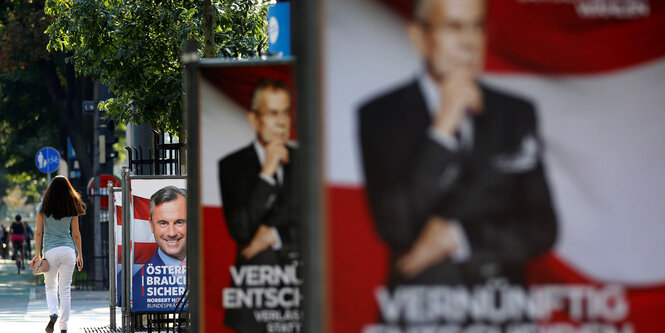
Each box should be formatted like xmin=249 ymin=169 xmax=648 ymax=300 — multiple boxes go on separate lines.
xmin=44 ymin=246 xmax=76 ymax=330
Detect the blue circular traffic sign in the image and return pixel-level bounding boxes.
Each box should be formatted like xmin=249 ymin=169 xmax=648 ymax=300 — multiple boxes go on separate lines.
xmin=35 ymin=147 xmax=60 ymax=174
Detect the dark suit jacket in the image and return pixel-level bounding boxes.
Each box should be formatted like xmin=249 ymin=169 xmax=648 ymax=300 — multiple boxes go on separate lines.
xmin=359 ymin=79 xmax=557 ymax=286
xmin=218 ymin=143 xmax=299 ymax=332
xmin=130 ymin=251 xmax=187 ymax=312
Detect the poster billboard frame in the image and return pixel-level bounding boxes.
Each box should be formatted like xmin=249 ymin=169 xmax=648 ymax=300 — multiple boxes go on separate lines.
xmin=108 ymin=184 xmax=121 ymax=331
xmin=119 ymin=170 xmax=188 ymax=330
xmin=186 ymin=53 xmax=322 ymax=332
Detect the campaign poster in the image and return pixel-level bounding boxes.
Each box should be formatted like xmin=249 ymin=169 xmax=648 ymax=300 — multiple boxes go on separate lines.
xmin=130 ymin=178 xmax=188 ymax=312
xmin=114 ymin=190 xmax=123 ymax=306
xmin=198 ymin=61 xmax=303 ymax=332
xmin=323 ymin=0 xmax=665 ymax=332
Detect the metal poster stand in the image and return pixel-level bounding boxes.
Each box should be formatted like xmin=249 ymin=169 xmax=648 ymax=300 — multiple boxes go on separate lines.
xmin=121 ymin=167 xmax=132 ymax=332
xmin=108 ymin=182 xmax=121 ymax=331
xmin=185 ymin=54 xmax=323 ymax=332
xmin=120 ymin=168 xmax=188 ymax=332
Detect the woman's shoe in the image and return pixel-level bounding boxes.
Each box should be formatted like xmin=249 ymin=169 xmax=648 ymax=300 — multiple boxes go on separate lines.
xmin=60 ymin=330 xmax=67 ymax=333
xmin=45 ymin=314 xmax=58 ymax=333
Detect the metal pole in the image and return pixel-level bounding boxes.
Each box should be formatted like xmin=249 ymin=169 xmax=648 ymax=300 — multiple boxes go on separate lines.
xmin=293 ymin=0 xmax=324 ymax=331
xmin=93 ymin=85 xmax=103 ymax=289
xmin=108 ymin=182 xmax=117 ymax=330
xmin=47 ymin=172 xmax=51 ymax=185
xmin=121 ymin=167 xmax=132 ymax=332
xmin=183 ymin=39 xmax=200 ymax=333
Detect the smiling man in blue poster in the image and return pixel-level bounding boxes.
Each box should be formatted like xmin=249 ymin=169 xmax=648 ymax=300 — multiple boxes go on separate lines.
xmin=132 ymin=186 xmax=188 ymax=312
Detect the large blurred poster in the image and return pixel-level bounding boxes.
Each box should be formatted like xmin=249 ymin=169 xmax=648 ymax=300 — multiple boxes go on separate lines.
xmin=130 ymin=178 xmax=187 ymax=312
xmin=324 ymin=0 xmax=665 ymax=332
xmin=198 ymin=61 xmax=302 ymax=332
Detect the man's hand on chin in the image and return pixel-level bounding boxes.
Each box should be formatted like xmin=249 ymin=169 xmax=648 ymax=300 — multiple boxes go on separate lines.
xmin=261 ymin=140 xmax=290 ymax=179
xmin=431 ymin=67 xmax=483 ymax=137
xmin=396 ymin=216 xmax=459 ymax=279
xmin=241 ymin=224 xmax=277 ymax=260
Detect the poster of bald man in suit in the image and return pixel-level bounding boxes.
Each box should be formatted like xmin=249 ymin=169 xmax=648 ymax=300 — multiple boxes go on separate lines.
xmin=196 ymin=61 xmax=302 ymax=333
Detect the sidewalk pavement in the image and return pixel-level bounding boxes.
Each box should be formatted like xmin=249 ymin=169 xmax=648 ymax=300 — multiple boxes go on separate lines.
xmin=0 ymin=259 xmax=121 ymax=332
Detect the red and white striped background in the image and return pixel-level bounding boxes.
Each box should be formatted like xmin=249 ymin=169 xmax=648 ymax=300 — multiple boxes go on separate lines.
xmin=325 ymin=0 xmax=665 ymax=332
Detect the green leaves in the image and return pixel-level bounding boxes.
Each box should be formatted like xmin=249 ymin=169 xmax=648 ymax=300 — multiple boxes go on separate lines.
xmin=4 ymin=172 xmax=47 ymax=205
xmin=0 ymin=59 xmax=60 ymax=177
xmin=0 ymin=0 xmax=70 ymax=203
xmin=44 ymin=0 xmax=270 ymax=134
xmin=215 ymin=0 xmax=269 ymax=58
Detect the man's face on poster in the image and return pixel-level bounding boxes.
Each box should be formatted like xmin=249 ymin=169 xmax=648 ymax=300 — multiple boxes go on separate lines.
xmin=149 ymin=194 xmax=187 ymax=261
xmin=410 ymin=0 xmax=486 ymax=81
xmin=248 ymin=88 xmax=292 ymax=147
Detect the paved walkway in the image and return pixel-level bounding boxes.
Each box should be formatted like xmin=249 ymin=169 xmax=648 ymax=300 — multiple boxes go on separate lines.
xmin=0 ymin=259 xmax=121 ymax=332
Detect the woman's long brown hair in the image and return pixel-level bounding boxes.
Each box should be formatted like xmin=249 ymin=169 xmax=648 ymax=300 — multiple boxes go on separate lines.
xmin=40 ymin=176 xmax=87 ymax=219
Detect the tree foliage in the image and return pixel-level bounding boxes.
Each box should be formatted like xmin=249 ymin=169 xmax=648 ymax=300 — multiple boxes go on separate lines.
xmin=0 ymin=1 xmax=52 ymax=71
xmin=214 ymin=1 xmax=269 ymax=57
xmin=0 ymin=66 xmax=60 ymax=176
xmin=45 ymin=0 xmax=271 ymax=134
xmin=2 ymin=172 xmax=45 ymax=217
xmin=0 ymin=1 xmax=87 ymax=203
xmin=0 ymin=0 xmax=270 ymax=214
xmin=0 ymin=1 xmax=60 ymax=177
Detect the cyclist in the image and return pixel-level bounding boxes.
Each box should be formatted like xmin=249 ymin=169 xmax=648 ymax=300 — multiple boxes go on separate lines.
xmin=0 ymin=225 xmax=8 ymax=259
xmin=24 ymin=220 xmax=33 ymax=258
xmin=10 ymin=214 xmax=26 ymax=272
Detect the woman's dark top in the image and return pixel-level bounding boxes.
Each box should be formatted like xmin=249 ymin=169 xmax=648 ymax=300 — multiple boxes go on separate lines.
xmin=10 ymin=221 xmax=24 ymax=235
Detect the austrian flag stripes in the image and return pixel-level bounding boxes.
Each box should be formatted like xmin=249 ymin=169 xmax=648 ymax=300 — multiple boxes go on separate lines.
xmin=324 ymin=0 xmax=665 ymax=332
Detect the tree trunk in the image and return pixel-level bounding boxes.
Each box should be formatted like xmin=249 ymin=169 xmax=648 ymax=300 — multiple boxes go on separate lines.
xmin=203 ymin=0 xmax=216 ymax=58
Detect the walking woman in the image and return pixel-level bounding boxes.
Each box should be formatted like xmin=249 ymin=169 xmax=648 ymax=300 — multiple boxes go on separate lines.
xmin=31 ymin=176 xmax=86 ymax=333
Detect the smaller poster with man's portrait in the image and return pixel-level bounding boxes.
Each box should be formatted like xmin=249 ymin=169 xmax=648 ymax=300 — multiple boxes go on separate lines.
xmin=129 ymin=178 xmax=188 ymax=312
